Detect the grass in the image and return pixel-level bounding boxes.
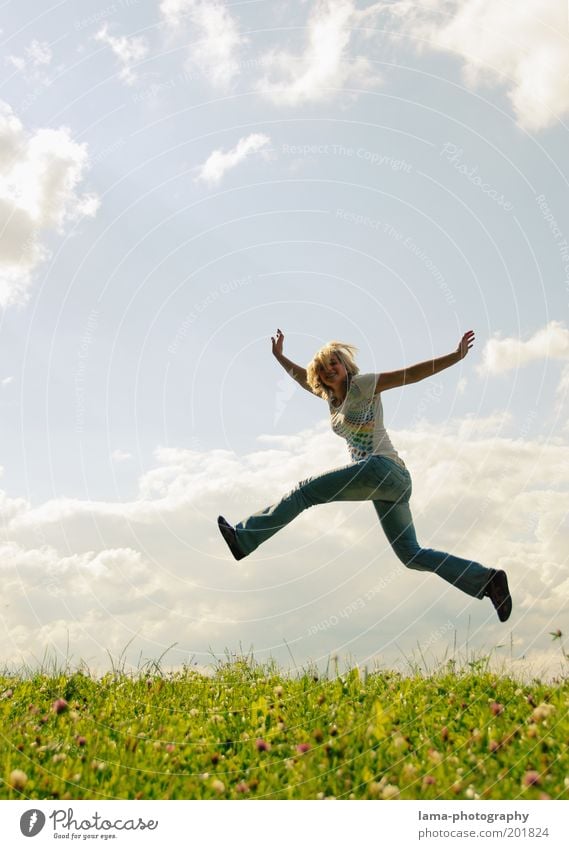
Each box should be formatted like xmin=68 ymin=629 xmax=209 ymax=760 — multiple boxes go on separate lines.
xmin=1 ymin=653 xmax=568 ymax=800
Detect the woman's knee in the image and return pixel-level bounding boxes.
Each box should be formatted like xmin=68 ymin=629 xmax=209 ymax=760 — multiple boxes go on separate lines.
xmin=392 ymin=543 xmax=423 ymax=570
xmin=293 ymin=478 xmax=322 ymax=508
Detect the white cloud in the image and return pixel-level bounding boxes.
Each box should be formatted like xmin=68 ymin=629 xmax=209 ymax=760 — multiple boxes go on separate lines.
xmin=5 ymin=39 xmax=53 ymax=84
xmin=112 ymin=449 xmax=133 ymax=462
xmin=0 ymin=100 xmax=98 ymax=307
xmin=1 ymin=376 xmax=13 ymax=386
xmin=160 ymin=0 xmax=245 ymax=89
xmin=478 ymin=321 xmax=569 ymax=374
xmin=1 ymin=413 xmax=567 ymax=674
xmin=195 ymin=133 xmax=271 ymax=186
xmin=95 ymin=23 xmax=149 ymax=86
xmin=258 ymin=0 xmax=382 ymax=105
xmin=26 ymin=40 xmax=52 ymax=66
xmin=387 ymin=0 xmax=569 ymax=131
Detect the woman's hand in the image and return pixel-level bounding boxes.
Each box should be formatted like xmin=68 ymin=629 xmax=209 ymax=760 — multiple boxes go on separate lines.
xmin=456 ymin=330 xmax=475 ymax=360
xmin=271 ymin=328 xmax=284 ymax=358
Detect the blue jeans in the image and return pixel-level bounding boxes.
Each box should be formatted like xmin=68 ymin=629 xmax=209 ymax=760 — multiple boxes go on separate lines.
xmin=234 ymin=455 xmax=492 ymax=599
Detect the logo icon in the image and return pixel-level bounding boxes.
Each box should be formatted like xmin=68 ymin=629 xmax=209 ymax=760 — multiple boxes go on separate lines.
xmin=20 ymin=810 xmax=46 ymax=837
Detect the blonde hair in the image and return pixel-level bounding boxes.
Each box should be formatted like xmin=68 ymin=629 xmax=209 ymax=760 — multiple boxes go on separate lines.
xmin=306 ymin=341 xmax=359 ymax=400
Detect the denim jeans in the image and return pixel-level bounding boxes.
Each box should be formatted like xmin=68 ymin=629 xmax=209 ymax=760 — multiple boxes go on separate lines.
xmin=234 ymin=455 xmax=492 ymax=599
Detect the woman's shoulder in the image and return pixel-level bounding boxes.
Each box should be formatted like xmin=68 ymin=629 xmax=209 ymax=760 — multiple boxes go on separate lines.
xmin=351 ymin=372 xmax=378 ymax=394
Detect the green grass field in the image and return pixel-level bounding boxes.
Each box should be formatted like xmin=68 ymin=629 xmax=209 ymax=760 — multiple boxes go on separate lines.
xmin=1 ymin=657 xmax=568 ymax=800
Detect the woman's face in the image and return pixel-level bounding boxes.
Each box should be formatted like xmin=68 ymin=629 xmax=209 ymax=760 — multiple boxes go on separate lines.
xmin=318 ymin=353 xmax=347 ymax=388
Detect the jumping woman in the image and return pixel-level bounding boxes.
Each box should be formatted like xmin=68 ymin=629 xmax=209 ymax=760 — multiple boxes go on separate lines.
xmin=218 ymin=328 xmax=512 ymax=622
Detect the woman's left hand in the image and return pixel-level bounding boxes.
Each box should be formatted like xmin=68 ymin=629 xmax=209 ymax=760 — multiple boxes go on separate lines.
xmin=456 ymin=330 xmax=475 ymax=359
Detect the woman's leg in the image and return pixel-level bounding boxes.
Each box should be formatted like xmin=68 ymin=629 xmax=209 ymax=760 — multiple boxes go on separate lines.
xmin=372 ymin=498 xmax=492 ymax=599
xmin=233 ymin=455 xmax=409 ymax=556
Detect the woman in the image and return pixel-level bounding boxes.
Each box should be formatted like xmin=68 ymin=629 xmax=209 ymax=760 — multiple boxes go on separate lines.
xmin=218 ymin=328 xmax=512 ymax=622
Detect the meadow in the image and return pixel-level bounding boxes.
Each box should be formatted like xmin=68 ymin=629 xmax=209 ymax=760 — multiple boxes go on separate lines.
xmin=1 ymin=655 xmax=568 ymax=800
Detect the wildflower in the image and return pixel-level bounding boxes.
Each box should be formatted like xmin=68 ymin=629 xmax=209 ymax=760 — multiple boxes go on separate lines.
xmin=422 ymin=775 xmax=436 ymax=787
xmin=274 ymin=685 xmax=283 ymax=697
xmin=526 ymin=723 xmax=538 ymax=738
xmin=381 ymin=784 xmax=400 ymax=799
xmin=523 ymin=770 xmax=540 ymax=787
xmin=368 ymin=780 xmax=386 ymax=797
xmin=313 ymin=728 xmax=323 ymax=742
xmin=255 ymin=738 xmax=270 ymax=752
xmin=428 ymin=748 xmax=442 ymax=764
xmin=296 ymin=743 xmax=311 ymax=753
xmin=401 ymin=763 xmax=417 ymax=782
xmin=52 ymin=753 xmax=66 ymax=763
xmin=441 ymin=726 xmax=449 ymax=742
xmin=236 ymin=781 xmax=249 ymax=793
xmin=76 ymin=736 xmax=87 ymax=747
xmin=1 ymin=689 xmax=13 ymax=700
xmin=211 ymin=779 xmax=225 ymax=794
xmin=52 ymin=698 xmax=68 ymax=714
xmin=488 ymin=740 xmax=500 ymax=753
xmin=392 ymin=733 xmax=407 ymax=750
xmin=490 ymin=702 xmax=504 ymax=715
xmin=165 ymin=744 xmax=175 ymax=753
xmin=531 ymin=703 xmax=555 ymax=722
xmin=465 ymin=785 xmax=480 ymax=799
xmin=9 ymin=770 xmax=27 ymax=790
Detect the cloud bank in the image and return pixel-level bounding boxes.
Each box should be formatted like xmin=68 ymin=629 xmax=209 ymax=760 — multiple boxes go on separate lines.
xmin=1 ymin=412 xmax=567 ymax=676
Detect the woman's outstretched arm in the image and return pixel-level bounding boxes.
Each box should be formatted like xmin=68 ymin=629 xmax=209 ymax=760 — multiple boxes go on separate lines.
xmin=271 ymin=328 xmax=314 ymax=393
xmin=376 ymin=330 xmax=475 ymax=392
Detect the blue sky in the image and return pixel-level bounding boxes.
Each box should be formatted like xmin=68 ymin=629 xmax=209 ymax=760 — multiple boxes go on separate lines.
xmin=1 ymin=1 xmax=568 ymax=674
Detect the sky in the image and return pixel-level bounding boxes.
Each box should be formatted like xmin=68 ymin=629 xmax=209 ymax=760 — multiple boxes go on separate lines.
xmin=0 ymin=0 xmax=568 ymax=676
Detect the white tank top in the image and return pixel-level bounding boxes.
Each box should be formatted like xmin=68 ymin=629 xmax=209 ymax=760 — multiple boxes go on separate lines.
xmin=328 ymin=373 xmax=406 ymax=468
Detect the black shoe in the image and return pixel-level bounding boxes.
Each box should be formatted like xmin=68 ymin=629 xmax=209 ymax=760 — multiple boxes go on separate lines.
xmin=484 ymin=569 xmax=512 ymax=622
xmin=217 ymin=516 xmax=246 ymax=561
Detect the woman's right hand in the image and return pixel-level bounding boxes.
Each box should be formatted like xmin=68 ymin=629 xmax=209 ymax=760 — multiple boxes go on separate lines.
xmin=271 ymin=328 xmax=284 ymax=358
